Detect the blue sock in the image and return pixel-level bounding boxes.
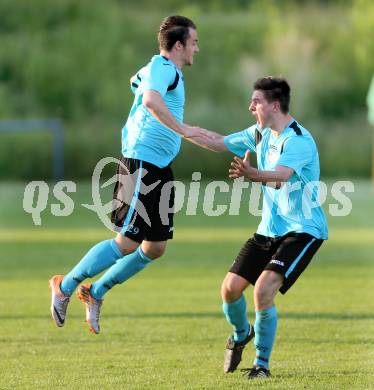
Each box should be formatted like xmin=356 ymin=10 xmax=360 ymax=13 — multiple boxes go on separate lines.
xmin=90 ymin=247 xmax=152 ymax=300
xmin=253 ymin=305 xmax=277 ymax=369
xmin=222 ymin=295 xmax=250 ymax=342
xmin=60 ymin=239 xmax=122 ymax=296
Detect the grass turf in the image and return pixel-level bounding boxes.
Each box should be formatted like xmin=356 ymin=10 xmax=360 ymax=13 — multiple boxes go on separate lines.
xmin=0 ymin=181 xmax=373 ymax=389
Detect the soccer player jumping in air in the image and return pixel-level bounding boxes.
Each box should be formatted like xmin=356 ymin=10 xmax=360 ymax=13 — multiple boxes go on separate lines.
xmin=188 ymin=77 xmax=328 ymax=379
xmin=49 ymin=15 xmax=202 ymax=334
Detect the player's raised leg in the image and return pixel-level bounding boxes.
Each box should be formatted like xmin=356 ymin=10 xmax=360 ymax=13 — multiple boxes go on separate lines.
xmin=76 ymin=238 xmax=166 ymax=334
xmin=49 ymin=236 xmax=137 ymax=328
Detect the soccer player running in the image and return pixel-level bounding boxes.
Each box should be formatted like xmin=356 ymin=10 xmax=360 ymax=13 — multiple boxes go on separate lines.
xmin=49 ymin=15 xmax=202 ymax=334
xmin=188 ymin=77 xmax=328 ymax=379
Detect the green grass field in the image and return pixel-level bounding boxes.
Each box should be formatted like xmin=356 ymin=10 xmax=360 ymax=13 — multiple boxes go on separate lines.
xmin=1 ymin=181 xmax=373 ymax=389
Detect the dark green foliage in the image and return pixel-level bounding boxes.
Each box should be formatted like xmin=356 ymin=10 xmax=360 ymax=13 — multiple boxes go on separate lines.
xmin=0 ymin=0 xmax=373 ymax=179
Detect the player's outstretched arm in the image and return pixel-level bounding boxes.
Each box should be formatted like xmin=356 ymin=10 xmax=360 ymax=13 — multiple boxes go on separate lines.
xmin=142 ymin=90 xmax=207 ymax=139
xmin=184 ymin=128 xmax=227 ymax=152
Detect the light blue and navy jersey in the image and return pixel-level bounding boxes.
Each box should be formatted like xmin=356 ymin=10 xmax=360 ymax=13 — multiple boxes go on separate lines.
xmin=224 ymin=120 xmax=328 ymax=240
xmin=122 ymin=55 xmax=185 ymax=168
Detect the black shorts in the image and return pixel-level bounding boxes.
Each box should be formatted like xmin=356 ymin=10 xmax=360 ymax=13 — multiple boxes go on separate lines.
xmin=111 ymin=157 xmax=175 ymax=243
xmin=229 ymin=232 xmax=324 ymax=294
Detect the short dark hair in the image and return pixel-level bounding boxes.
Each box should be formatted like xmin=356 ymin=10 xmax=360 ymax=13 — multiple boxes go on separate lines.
xmin=158 ymin=15 xmax=196 ymax=52
xmin=253 ymin=77 xmax=291 ymax=114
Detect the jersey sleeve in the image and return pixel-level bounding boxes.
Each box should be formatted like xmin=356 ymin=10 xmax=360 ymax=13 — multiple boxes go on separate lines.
xmin=276 ymin=136 xmax=313 ymax=175
xmin=130 ymin=74 xmax=140 ymax=95
xmin=223 ymin=125 xmax=257 ymax=157
xmin=141 ymin=60 xmax=175 ymax=98
xmin=130 ymin=66 xmax=147 ymax=95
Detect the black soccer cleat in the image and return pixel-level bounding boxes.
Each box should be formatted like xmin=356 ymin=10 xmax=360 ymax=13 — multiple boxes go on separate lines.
xmin=223 ymin=325 xmax=255 ymax=373
xmin=241 ymin=365 xmax=271 ymax=379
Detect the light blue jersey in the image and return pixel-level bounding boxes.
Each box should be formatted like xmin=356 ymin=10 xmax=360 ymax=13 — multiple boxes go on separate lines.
xmin=224 ymin=120 xmax=328 ymax=240
xmin=122 ymin=55 xmax=185 ymax=168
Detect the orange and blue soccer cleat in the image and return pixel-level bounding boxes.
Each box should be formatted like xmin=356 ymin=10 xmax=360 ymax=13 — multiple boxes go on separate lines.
xmin=76 ymin=283 xmax=103 ymax=334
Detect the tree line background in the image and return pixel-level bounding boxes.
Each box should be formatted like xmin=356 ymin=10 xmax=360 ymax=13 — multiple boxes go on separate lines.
xmin=0 ymin=0 xmax=373 ymax=179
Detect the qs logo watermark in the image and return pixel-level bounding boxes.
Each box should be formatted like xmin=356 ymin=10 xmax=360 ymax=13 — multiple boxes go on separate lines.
xmin=22 ymin=157 xmax=354 ymax=228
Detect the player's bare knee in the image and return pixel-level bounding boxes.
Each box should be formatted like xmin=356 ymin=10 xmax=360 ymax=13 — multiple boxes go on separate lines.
xmin=253 ymin=284 xmax=272 ymax=309
xmin=114 ymin=234 xmax=139 ymax=256
xmin=254 ymin=270 xmax=283 ymax=308
xmin=143 ymin=246 xmax=164 ymax=259
xmin=221 ymin=278 xmax=243 ymax=303
xmin=141 ymin=242 xmax=166 ymax=260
